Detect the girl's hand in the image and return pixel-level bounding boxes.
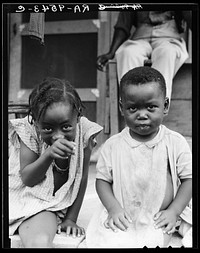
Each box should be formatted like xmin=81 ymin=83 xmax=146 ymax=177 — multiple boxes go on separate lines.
xmin=153 ymin=209 xmax=178 ymax=234
xmin=57 ymin=219 xmax=85 ymax=237
xmin=48 ymin=139 xmax=76 ymax=160
xmin=104 ymin=207 xmax=132 ymax=232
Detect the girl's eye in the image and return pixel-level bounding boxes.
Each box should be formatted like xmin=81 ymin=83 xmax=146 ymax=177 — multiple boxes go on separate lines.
xmin=42 ymin=127 xmax=52 ymax=133
xmin=62 ymin=125 xmax=72 ymax=131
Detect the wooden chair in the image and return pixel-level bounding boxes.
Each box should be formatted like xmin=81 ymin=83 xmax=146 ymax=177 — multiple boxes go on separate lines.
xmin=8 ymin=101 xmax=29 ymax=119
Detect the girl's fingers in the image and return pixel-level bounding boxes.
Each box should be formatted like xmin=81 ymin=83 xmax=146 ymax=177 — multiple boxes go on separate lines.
xmin=76 ymin=227 xmax=85 ymax=237
xmin=66 ymin=226 xmax=72 ymax=236
xmin=80 ymin=227 xmax=85 ymax=235
xmin=60 ymin=140 xmax=76 ymax=152
xmin=54 ymin=144 xmax=74 ymax=156
xmin=57 ymin=225 xmax=61 ymax=234
xmin=64 ymin=226 xmax=85 ymax=237
xmin=72 ymin=227 xmax=77 ymax=238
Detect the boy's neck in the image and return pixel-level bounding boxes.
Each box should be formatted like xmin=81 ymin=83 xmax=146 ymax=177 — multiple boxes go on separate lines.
xmin=129 ymin=127 xmax=160 ymax=143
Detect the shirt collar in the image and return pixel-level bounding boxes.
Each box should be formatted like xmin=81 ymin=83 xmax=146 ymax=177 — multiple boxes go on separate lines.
xmin=121 ymin=125 xmax=165 ymax=148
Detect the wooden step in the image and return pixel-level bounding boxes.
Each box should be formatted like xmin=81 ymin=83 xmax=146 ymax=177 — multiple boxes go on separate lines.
xmin=163 ymin=64 xmax=192 ymax=137
xmin=9 ymin=233 xmax=85 ymax=248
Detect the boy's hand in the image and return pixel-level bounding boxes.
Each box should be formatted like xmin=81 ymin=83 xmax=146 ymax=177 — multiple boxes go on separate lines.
xmin=57 ymin=218 xmax=85 ymax=237
xmin=153 ymin=209 xmax=178 ymax=234
xmin=104 ymin=207 xmax=132 ymax=232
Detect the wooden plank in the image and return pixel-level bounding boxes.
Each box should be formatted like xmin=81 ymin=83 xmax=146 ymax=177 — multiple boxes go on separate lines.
xmin=172 ymin=64 xmax=192 ymax=100
xmin=104 ymin=97 xmax=110 ymax=134
xmin=76 ymin=88 xmax=97 ymax=101
xmin=96 ymin=11 xmax=111 ymax=144
xmin=9 ymin=88 xmax=97 ymax=104
xmin=21 ymin=20 xmax=98 ymax=35
xmin=108 ymin=61 xmax=119 ymax=135
xmin=163 ymin=100 xmax=192 ymax=137
xmin=9 ymin=13 xmax=22 ymax=102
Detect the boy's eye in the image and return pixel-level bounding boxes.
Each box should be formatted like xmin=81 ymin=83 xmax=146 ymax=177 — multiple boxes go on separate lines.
xmin=147 ymin=105 xmax=156 ymax=110
xmin=128 ymin=106 xmax=137 ymax=112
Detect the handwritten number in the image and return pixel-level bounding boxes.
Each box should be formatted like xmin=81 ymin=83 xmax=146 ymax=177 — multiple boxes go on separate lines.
xmin=16 ymin=4 xmax=92 ymax=13
xmin=51 ymin=5 xmax=57 ymax=12
xmin=16 ymin=5 xmax=25 ymax=12
xmin=41 ymin=5 xmax=49 ymax=12
xmin=33 ymin=5 xmax=39 ymax=13
xmin=58 ymin=5 xmax=65 ymax=12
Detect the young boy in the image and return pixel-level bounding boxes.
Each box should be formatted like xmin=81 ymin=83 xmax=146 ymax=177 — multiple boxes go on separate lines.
xmin=86 ymin=66 xmax=192 ymax=248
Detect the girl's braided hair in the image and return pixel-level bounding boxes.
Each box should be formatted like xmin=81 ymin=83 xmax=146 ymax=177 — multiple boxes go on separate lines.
xmin=28 ymin=77 xmax=84 ymax=124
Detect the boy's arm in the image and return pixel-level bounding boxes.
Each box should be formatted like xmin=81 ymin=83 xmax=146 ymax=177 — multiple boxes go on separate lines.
xmin=96 ymin=178 xmax=132 ymax=231
xmin=167 ymin=178 xmax=192 ymax=218
xmin=96 ymin=178 xmax=122 ymax=213
xmin=154 ymin=178 xmax=192 ymax=232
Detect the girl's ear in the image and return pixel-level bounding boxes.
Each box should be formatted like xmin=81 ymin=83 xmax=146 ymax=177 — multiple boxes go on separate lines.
xmin=164 ymin=97 xmax=169 ymax=116
xmin=33 ymin=121 xmax=42 ymax=140
xmin=77 ymin=115 xmax=81 ymax=123
xmin=119 ymin=99 xmax=124 ymax=116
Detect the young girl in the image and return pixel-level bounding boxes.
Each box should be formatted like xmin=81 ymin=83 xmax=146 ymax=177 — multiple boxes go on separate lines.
xmin=9 ymin=77 xmax=103 ymax=248
xmin=86 ymin=67 xmax=192 ymax=248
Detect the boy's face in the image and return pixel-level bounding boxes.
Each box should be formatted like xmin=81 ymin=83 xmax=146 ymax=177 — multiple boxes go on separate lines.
xmin=120 ymin=82 xmax=169 ymax=142
xmin=36 ymin=101 xmax=79 ymax=146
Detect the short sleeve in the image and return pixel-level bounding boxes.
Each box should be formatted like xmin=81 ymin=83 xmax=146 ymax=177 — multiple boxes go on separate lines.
xmin=96 ymin=140 xmax=113 ymax=183
xmin=80 ymin=117 xmax=103 ymax=149
xmin=9 ymin=116 xmax=40 ymax=155
xmin=114 ymin=12 xmax=135 ymax=37
xmin=175 ymin=135 xmax=192 ymax=180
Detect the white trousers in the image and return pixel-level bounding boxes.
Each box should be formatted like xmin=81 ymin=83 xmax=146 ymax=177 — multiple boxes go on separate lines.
xmin=115 ymin=38 xmax=189 ymax=100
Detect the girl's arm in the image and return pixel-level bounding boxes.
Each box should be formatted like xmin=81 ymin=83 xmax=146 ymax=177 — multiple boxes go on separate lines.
xmin=62 ymin=137 xmax=94 ymax=225
xmin=20 ymin=138 xmax=75 ymax=187
xmin=20 ymin=139 xmax=53 ymax=186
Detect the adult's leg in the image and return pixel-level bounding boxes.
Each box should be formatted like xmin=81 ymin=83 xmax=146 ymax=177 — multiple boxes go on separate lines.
xmin=151 ymin=38 xmax=188 ymax=100
xmin=115 ymin=39 xmax=152 ymax=82
xmin=18 ymin=211 xmax=58 ymax=248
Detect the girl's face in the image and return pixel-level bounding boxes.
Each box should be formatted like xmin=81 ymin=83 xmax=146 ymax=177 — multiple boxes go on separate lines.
xmin=36 ymin=101 xmax=79 ymax=146
xmin=120 ymin=82 xmax=169 ymax=142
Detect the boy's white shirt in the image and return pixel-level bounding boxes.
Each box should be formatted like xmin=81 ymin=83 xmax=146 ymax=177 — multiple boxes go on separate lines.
xmin=86 ymin=124 xmax=192 ymax=248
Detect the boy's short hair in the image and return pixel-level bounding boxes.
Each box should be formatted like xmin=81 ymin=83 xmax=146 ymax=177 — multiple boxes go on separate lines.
xmin=120 ymin=66 xmax=166 ymax=98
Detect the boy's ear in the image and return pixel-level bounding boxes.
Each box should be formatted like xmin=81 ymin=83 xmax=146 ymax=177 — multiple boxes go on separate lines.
xmin=119 ymin=99 xmax=124 ymax=116
xmin=164 ymin=97 xmax=169 ymax=116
